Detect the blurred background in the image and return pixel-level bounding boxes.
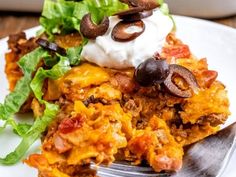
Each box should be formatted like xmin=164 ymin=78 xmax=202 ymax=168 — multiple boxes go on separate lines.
xmin=165 ymin=0 xmax=236 ymax=19
xmin=0 ymin=0 xmax=236 ymax=38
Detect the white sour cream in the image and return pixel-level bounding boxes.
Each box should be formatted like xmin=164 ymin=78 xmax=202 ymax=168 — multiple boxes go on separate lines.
xmin=81 ymin=10 xmax=173 ymax=69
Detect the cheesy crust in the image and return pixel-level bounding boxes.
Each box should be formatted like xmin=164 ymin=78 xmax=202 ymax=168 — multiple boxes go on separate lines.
xmin=6 ymin=32 xmax=230 ymax=177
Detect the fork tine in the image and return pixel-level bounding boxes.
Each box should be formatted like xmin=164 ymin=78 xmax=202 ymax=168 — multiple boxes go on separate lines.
xmin=93 ymin=123 xmax=236 ymax=177
xmin=96 ymin=166 xmax=169 ymax=177
xmin=173 ymin=122 xmax=236 ymax=177
xmin=97 ymin=171 xmax=122 ymax=177
xmin=107 ymin=162 xmax=155 ymax=172
xmin=91 ymin=163 xmax=169 ymax=177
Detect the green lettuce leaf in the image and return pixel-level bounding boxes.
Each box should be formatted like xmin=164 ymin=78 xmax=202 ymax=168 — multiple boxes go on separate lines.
xmin=0 ymin=102 xmax=58 ymax=165
xmin=0 ymin=54 xmax=70 ymax=165
xmin=160 ymin=3 xmax=176 ymax=30
xmin=40 ymin=0 xmax=128 ymax=36
xmin=0 ymin=47 xmax=49 ymax=120
xmin=30 ymin=55 xmax=71 ymax=102
xmin=66 ymin=38 xmax=88 ymax=65
xmin=0 ymin=118 xmax=32 ymax=136
xmin=12 ymin=122 xmax=32 ymax=136
xmin=43 ymin=55 xmax=59 ymax=67
xmin=40 ymin=0 xmax=78 ymax=36
xmin=82 ymin=0 xmax=129 ymax=23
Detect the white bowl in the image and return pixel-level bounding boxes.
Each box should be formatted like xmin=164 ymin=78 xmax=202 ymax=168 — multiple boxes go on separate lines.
xmin=0 ymin=0 xmax=43 ymax=12
xmin=165 ymin=0 xmax=236 ymax=19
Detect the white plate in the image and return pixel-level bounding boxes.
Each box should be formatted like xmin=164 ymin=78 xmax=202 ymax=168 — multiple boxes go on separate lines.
xmin=165 ymin=0 xmax=236 ymax=18
xmin=0 ymin=16 xmax=236 ymax=177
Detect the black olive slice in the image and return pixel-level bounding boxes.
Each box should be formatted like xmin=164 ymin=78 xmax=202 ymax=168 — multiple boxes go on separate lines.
xmin=112 ymin=20 xmax=145 ymax=42
xmin=119 ymin=10 xmax=153 ymax=22
xmin=114 ymin=7 xmax=144 ymax=16
xmin=163 ymin=64 xmax=199 ymax=98
xmin=36 ymin=38 xmax=66 ymax=55
xmin=80 ymin=13 xmax=109 ymax=39
xmin=134 ymin=58 xmax=170 ymax=86
xmin=129 ymin=0 xmax=160 ymax=10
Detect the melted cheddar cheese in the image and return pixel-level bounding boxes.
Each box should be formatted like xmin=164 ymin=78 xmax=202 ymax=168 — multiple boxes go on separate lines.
xmin=5 ymin=33 xmax=229 ymax=177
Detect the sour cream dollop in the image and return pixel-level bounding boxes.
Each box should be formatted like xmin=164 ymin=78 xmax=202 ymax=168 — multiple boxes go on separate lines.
xmin=81 ymin=10 xmax=173 ymax=69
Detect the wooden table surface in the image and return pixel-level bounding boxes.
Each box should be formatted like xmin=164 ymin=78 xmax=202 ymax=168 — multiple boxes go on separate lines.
xmin=0 ymin=12 xmax=236 ymax=39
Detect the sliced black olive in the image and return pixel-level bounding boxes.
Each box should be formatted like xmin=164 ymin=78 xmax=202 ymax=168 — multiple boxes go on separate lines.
xmin=134 ymin=58 xmax=170 ymax=86
xmin=80 ymin=13 xmax=109 ymax=39
xmin=113 ymin=7 xmax=144 ymax=16
xmin=112 ymin=20 xmax=145 ymax=42
xmin=129 ymin=0 xmax=160 ymax=10
xmin=36 ymin=38 xmax=66 ymax=55
xmin=163 ymin=64 xmax=199 ymax=98
xmin=119 ymin=10 xmax=153 ymax=22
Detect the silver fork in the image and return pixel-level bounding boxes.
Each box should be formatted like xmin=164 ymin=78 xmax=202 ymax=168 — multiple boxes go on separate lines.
xmin=92 ymin=122 xmax=236 ymax=177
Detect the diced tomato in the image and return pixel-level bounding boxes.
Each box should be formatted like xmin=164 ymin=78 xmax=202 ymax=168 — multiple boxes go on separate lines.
xmin=25 ymin=154 xmax=48 ymax=168
xmin=162 ymin=44 xmax=191 ymax=59
xmin=58 ymin=116 xmax=84 ymax=134
xmin=201 ymin=70 xmax=218 ymax=88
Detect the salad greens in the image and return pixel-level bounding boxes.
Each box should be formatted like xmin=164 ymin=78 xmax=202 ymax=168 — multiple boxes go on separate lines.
xmin=40 ymin=0 xmax=128 ymax=38
xmin=0 ymin=48 xmax=49 ymax=142
xmin=66 ymin=38 xmax=88 ymax=65
xmin=0 ymin=54 xmax=71 ymax=165
xmin=0 ymin=102 xmax=59 ymax=165
xmin=0 ymin=118 xmax=31 ymax=137
xmin=0 ymin=0 xmax=128 ymax=164
xmin=0 ymin=47 xmax=49 ymax=121
xmin=0 ymin=0 xmax=175 ymax=165
xmin=30 ymin=55 xmax=71 ymax=103
xmin=40 ymin=0 xmax=174 ymax=39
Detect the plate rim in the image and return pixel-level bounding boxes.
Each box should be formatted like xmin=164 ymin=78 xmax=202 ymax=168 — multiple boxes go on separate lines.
xmin=0 ymin=15 xmax=236 ymax=177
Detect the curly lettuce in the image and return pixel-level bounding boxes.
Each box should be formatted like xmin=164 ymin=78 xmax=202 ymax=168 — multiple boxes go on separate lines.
xmin=30 ymin=55 xmax=71 ymax=102
xmin=0 ymin=102 xmax=58 ymax=165
xmin=0 ymin=54 xmax=71 ymax=165
xmin=0 ymin=0 xmax=127 ymax=166
xmin=0 ymin=119 xmax=31 ymax=136
xmin=0 ymin=0 xmax=175 ymax=165
xmin=40 ymin=0 xmax=128 ymax=37
xmin=66 ymin=38 xmax=88 ymax=65
xmin=0 ymin=47 xmax=49 ymax=121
